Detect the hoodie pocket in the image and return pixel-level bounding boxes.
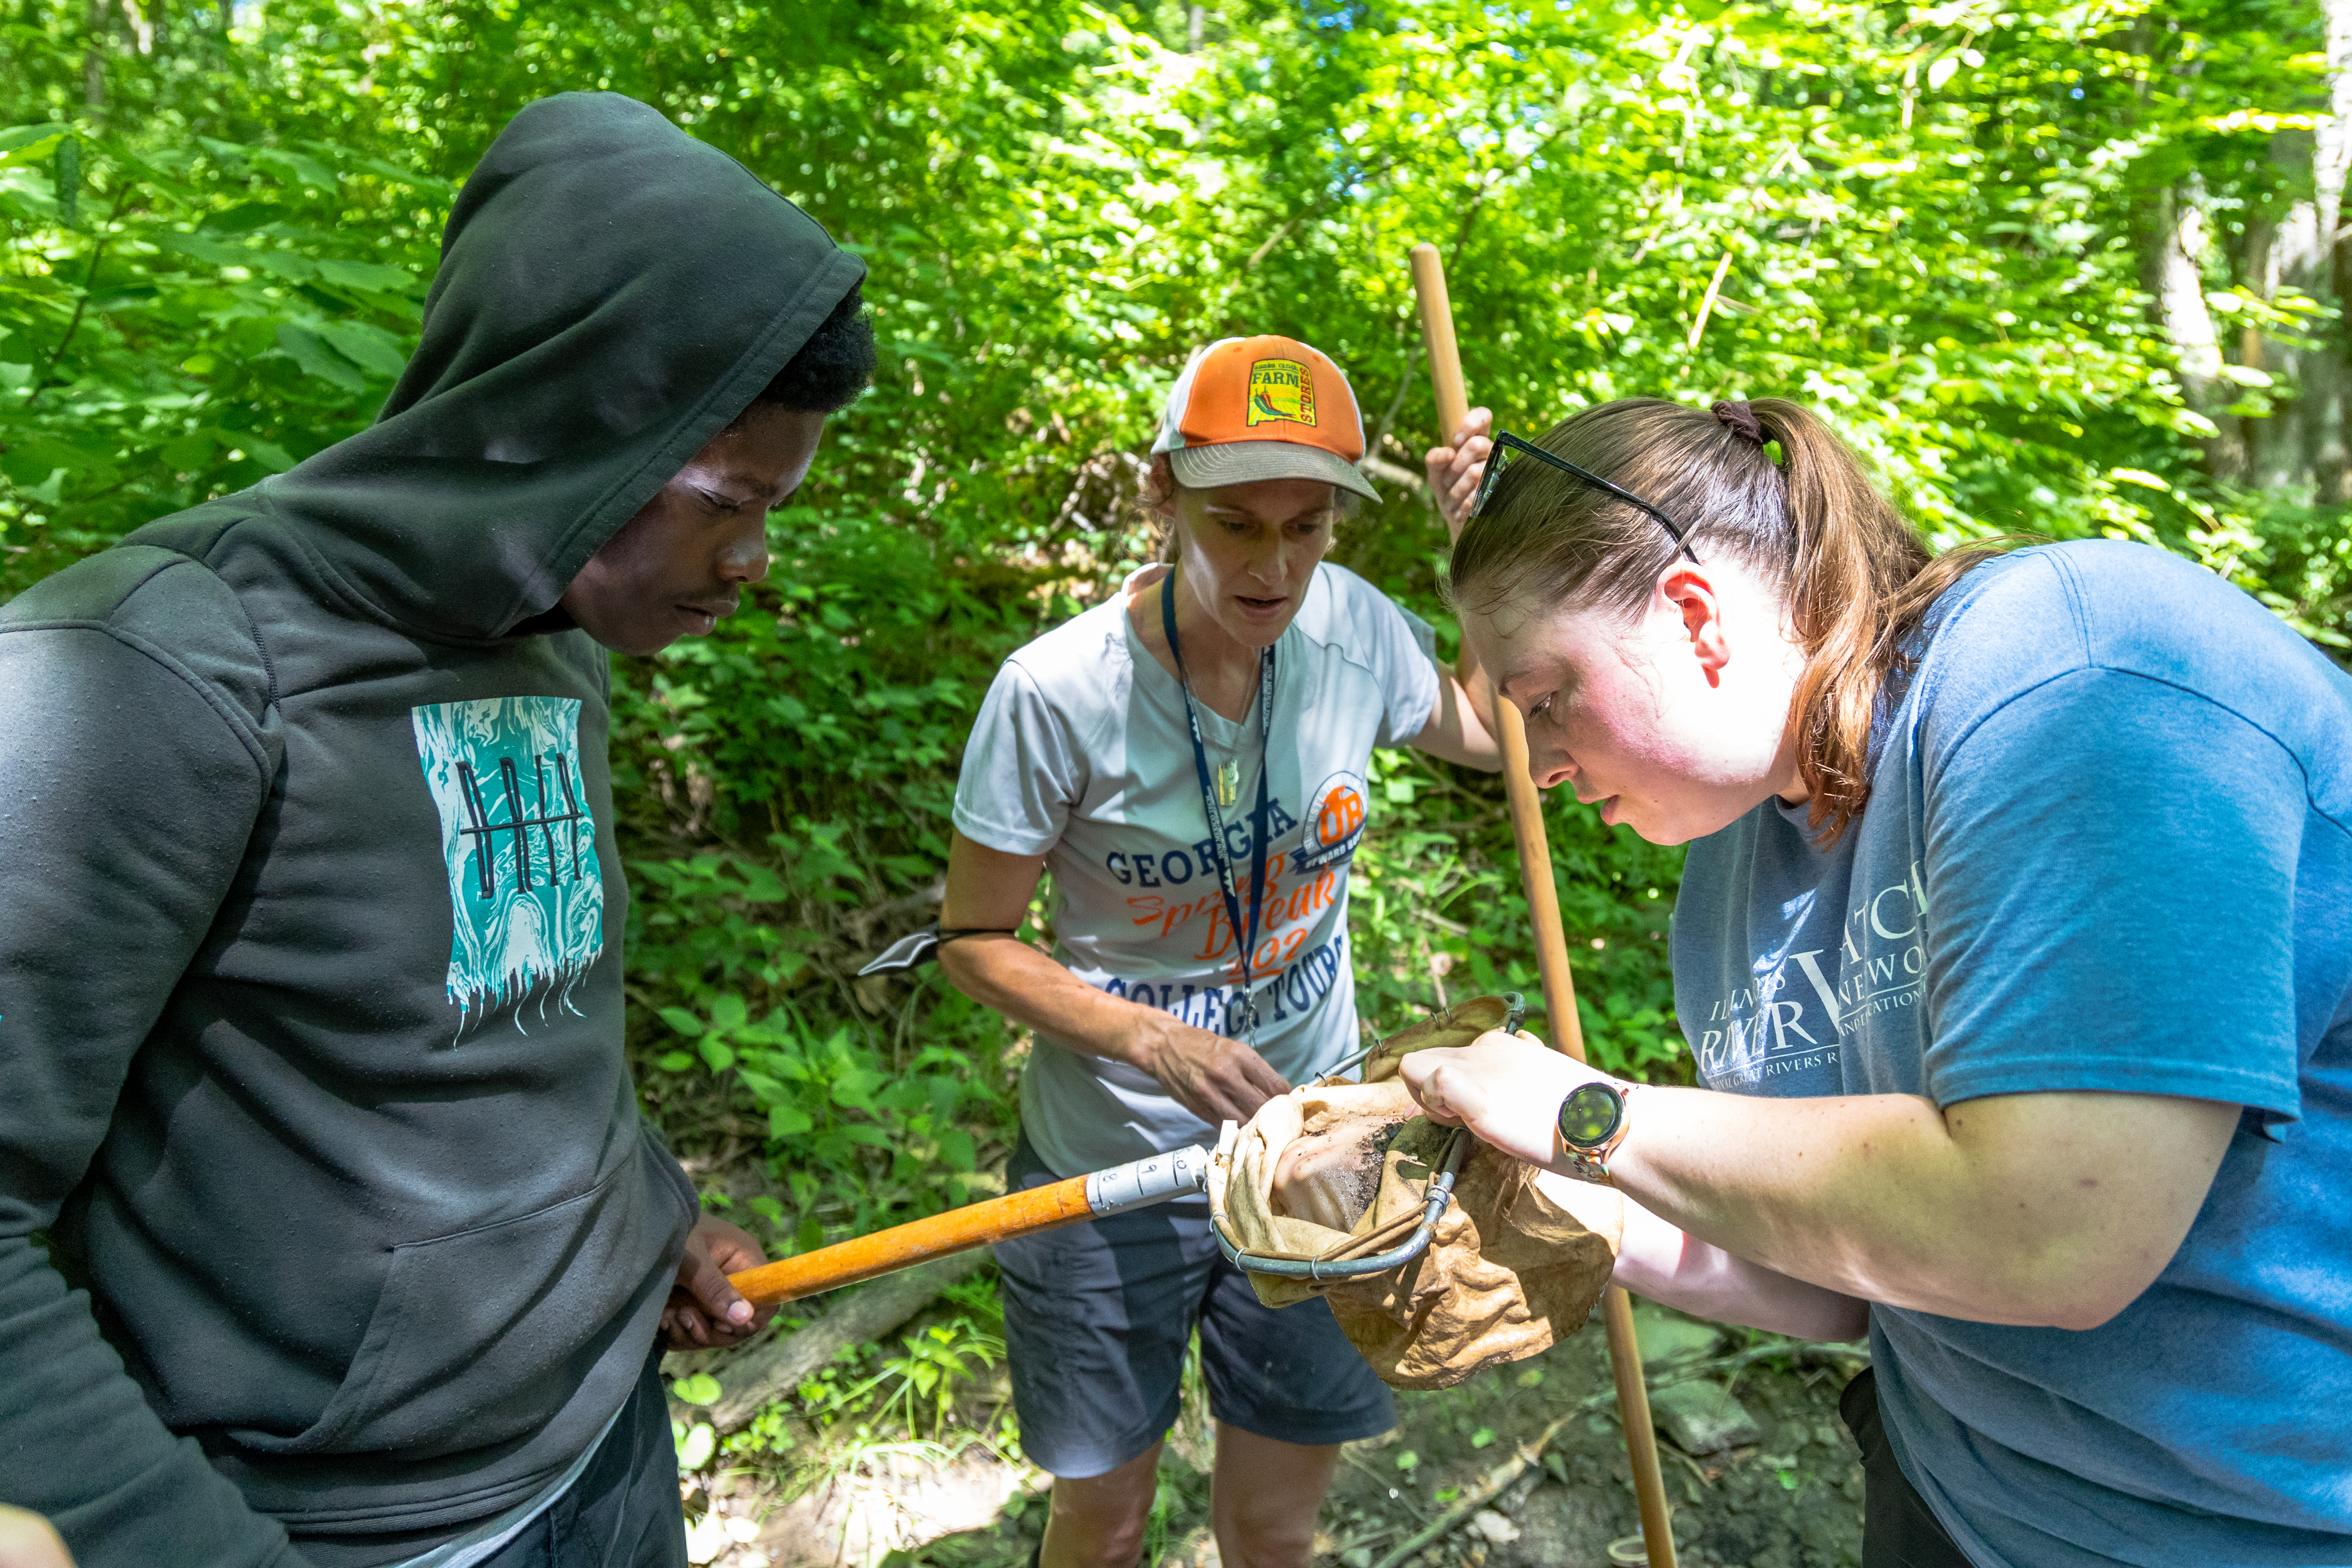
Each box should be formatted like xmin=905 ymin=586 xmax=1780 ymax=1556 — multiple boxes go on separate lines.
xmin=264 ymin=1137 xmax=693 ymax=1459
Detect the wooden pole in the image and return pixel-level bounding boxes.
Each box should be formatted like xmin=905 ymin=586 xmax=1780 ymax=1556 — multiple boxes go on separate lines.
xmin=1409 ymin=242 xmax=1679 ymax=1568
xmin=728 ymin=1175 xmax=1094 ymax=1308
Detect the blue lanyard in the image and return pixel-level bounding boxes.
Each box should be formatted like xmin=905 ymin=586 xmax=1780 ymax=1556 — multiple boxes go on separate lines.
xmin=1160 ymin=569 xmax=1277 ymax=1045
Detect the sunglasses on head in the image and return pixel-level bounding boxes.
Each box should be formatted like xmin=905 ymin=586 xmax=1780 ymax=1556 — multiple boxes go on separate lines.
xmin=1469 ymin=430 xmax=1700 ymax=563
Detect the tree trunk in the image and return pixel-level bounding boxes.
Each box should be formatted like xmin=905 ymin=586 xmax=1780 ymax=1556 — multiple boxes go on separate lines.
xmin=2217 ymin=0 xmax=2352 ymax=505
xmin=2246 ymin=181 xmax=2350 ymax=501
xmin=2142 ymin=179 xmax=2235 ymax=475
xmin=2320 ymin=0 xmax=2352 ymax=254
xmin=2124 ymin=22 xmax=2240 ymax=475
xmin=84 ymin=0 xmax=109 ymax=109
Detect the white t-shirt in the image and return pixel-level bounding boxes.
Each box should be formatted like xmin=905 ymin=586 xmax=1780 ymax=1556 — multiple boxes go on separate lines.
xmin=953 ymin=561 xmax=1440 ymax=1175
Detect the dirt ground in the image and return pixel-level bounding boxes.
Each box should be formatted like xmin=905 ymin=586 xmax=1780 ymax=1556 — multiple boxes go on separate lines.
xmin=678 ymin=1298 xmax=1871 ymax=1568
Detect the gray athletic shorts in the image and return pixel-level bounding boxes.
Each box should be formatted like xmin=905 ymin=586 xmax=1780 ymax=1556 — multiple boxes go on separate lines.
xmin=996 ymin=1130 xmax=1396 ymax=1480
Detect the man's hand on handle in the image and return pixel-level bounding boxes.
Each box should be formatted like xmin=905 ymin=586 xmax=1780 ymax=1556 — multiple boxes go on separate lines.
xmin=663 ymin=1214 xmax=778 ymax=1351
xmin=1137 ymin=1013 xmax=1293 ymax=1127
xmin=1425 ymin=406 xmax=1494 ymax=538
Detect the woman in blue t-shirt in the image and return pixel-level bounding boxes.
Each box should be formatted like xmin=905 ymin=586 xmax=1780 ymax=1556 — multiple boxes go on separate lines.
xmin=1406 ymin=396 xmax=2352 ymax=1568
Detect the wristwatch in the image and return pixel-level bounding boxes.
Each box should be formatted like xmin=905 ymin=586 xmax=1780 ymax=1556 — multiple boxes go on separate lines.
xmin=1555 ymin=1079 xmax=1631 ymax=1185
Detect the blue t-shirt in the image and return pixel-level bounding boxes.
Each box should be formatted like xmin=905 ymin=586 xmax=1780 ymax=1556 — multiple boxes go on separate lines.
xmin=1673 ymin=541 xmax=2352 ymax=1568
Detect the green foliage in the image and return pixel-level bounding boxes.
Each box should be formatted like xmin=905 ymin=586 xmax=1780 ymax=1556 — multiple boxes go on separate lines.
xmin=720 ymin=1284 xmax=1012 ymax=1480
xmin=7 ymin=0 xmax=2349 ymax=1272
xmin=0 ymin=14 xmax=450 ymax=591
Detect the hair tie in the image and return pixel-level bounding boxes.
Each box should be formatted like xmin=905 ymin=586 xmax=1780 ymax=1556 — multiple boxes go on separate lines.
xmin=1711 ymin=399 xmax=1766 ymax=446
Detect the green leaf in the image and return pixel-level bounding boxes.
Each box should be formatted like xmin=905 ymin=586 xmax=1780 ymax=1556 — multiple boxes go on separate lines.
xmin=349 ymin=154 xmax=440 ymax=189
xmin=313 ymin=318 xmax=409 ymax=378
xmin=673 ymin=1420 xmax=716 ymax=1470
xmin=250 ymin=146 xmax=340 ymax=192
xmin=698 ymin=1038 xmax=736 ymax=1073
xmin=159 ymin=431 xmax=217 ymax=470
xmin=658 ymin=1007 xmax=705 ymax=1037
xmin=768 ymin=1104 xmax=814 ymax=1138
xmin=273 ymin=323 xmax=366 ymax=392
xmin=0 ymin=124 xmax=70 ymax=167
xmin=656 ymin=1051 xmax=695 ymax=1073
xmin=709 ymin=993 xmax=750 ymax=1031
xmin=238 ymin=438 xmax=296 ymax=475
xmin=670 ymin=1372 xmax=723 ymax=1406
xmin=935 ymin=1127 xmax=977 ymax=1172
xmin=253 ymin=251 xmax=321 ymax=283
xmin=314 ymin=257 xmax=418 ymax=293
xmin=830 ymin=1068 xmax=886 ymax=1108
xmin=156 ymin=232 xmax=258 ymax=268
xmin=0 ymin=436 xmax=95 ymax=481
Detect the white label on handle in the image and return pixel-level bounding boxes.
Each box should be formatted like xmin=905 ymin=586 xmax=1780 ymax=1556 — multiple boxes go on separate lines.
xmin=1086 ymin=1145 xmax=1213 ymax=1216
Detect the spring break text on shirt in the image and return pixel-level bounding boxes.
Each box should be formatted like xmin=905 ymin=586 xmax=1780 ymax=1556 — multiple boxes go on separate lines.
xmin=1100 ymin=792 xmax=1348 ymax=1035
xmin=1700 ymin=859 xmax=1929 ymax=1087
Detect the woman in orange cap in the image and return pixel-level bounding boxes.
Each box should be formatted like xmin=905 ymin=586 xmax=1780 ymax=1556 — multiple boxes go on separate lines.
xmin=940 ymin=336 xmax=1498 ymax=1568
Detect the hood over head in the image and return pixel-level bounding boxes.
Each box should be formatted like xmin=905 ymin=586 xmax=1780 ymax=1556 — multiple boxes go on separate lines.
xmin=263 ymin=91 xmax=866 ymax=641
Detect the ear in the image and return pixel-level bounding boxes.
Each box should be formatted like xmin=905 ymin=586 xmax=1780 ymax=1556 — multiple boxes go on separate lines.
xmin=1145 ymin=453 xmax=1180 ymax=521
xmin=1657 ymin=563 xmax=1731 ymax=687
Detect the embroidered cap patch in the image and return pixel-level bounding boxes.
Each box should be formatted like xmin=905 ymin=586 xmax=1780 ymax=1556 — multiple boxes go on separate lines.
xmin=1246 ymin=357 xmax=1318 ymax=428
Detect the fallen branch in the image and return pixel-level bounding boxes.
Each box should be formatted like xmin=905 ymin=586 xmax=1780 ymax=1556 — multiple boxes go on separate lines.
xmin=1684 ymin=250 xmax=1736 ymax=353
xmin=843 ymin=878 xmax=945 ymax=949
xmin=667 ymin=1249 xmax=993 ymax=1432
xmin=1359 ymin=455 xmax=1429 ymax=496
xmin=1371 ymin=1410 xmax=1581 ymax=1568
xmin=1367 ymin=1337 xmax=1865 ymax=1568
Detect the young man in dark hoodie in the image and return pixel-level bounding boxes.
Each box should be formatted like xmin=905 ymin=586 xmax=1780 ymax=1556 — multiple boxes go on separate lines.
xmin=0 ymin=94 xmax=873 ymax=1568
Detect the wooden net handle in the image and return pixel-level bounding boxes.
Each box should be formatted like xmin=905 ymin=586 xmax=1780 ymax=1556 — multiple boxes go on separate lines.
xmin=1408 ymin=240 xmax=1679 ymax=1568
xmin=727 ymin=1176 xmax=1092 ymax=1308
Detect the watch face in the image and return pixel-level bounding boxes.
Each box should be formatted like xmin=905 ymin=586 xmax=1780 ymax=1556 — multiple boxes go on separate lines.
xmin=1557 ymin=1083 xmax=1624 ymax=1150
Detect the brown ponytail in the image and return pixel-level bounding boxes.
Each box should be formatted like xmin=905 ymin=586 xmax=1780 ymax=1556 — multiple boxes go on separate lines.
xmin=1449 ymin=396 xmax=2005 ymax=843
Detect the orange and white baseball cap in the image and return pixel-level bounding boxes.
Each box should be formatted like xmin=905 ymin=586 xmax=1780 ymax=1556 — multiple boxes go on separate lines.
xmin=1150 ymin=335 xmax=1379 ymax=501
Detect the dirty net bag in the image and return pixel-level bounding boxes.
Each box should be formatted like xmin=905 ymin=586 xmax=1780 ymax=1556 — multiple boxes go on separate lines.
xmin=1208 ymin=996 xmax=1623 ymax=1391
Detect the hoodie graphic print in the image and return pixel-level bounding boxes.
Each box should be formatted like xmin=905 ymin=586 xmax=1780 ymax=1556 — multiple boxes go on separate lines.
xmin=413 ymin=696 xmax=605 ymax=1027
